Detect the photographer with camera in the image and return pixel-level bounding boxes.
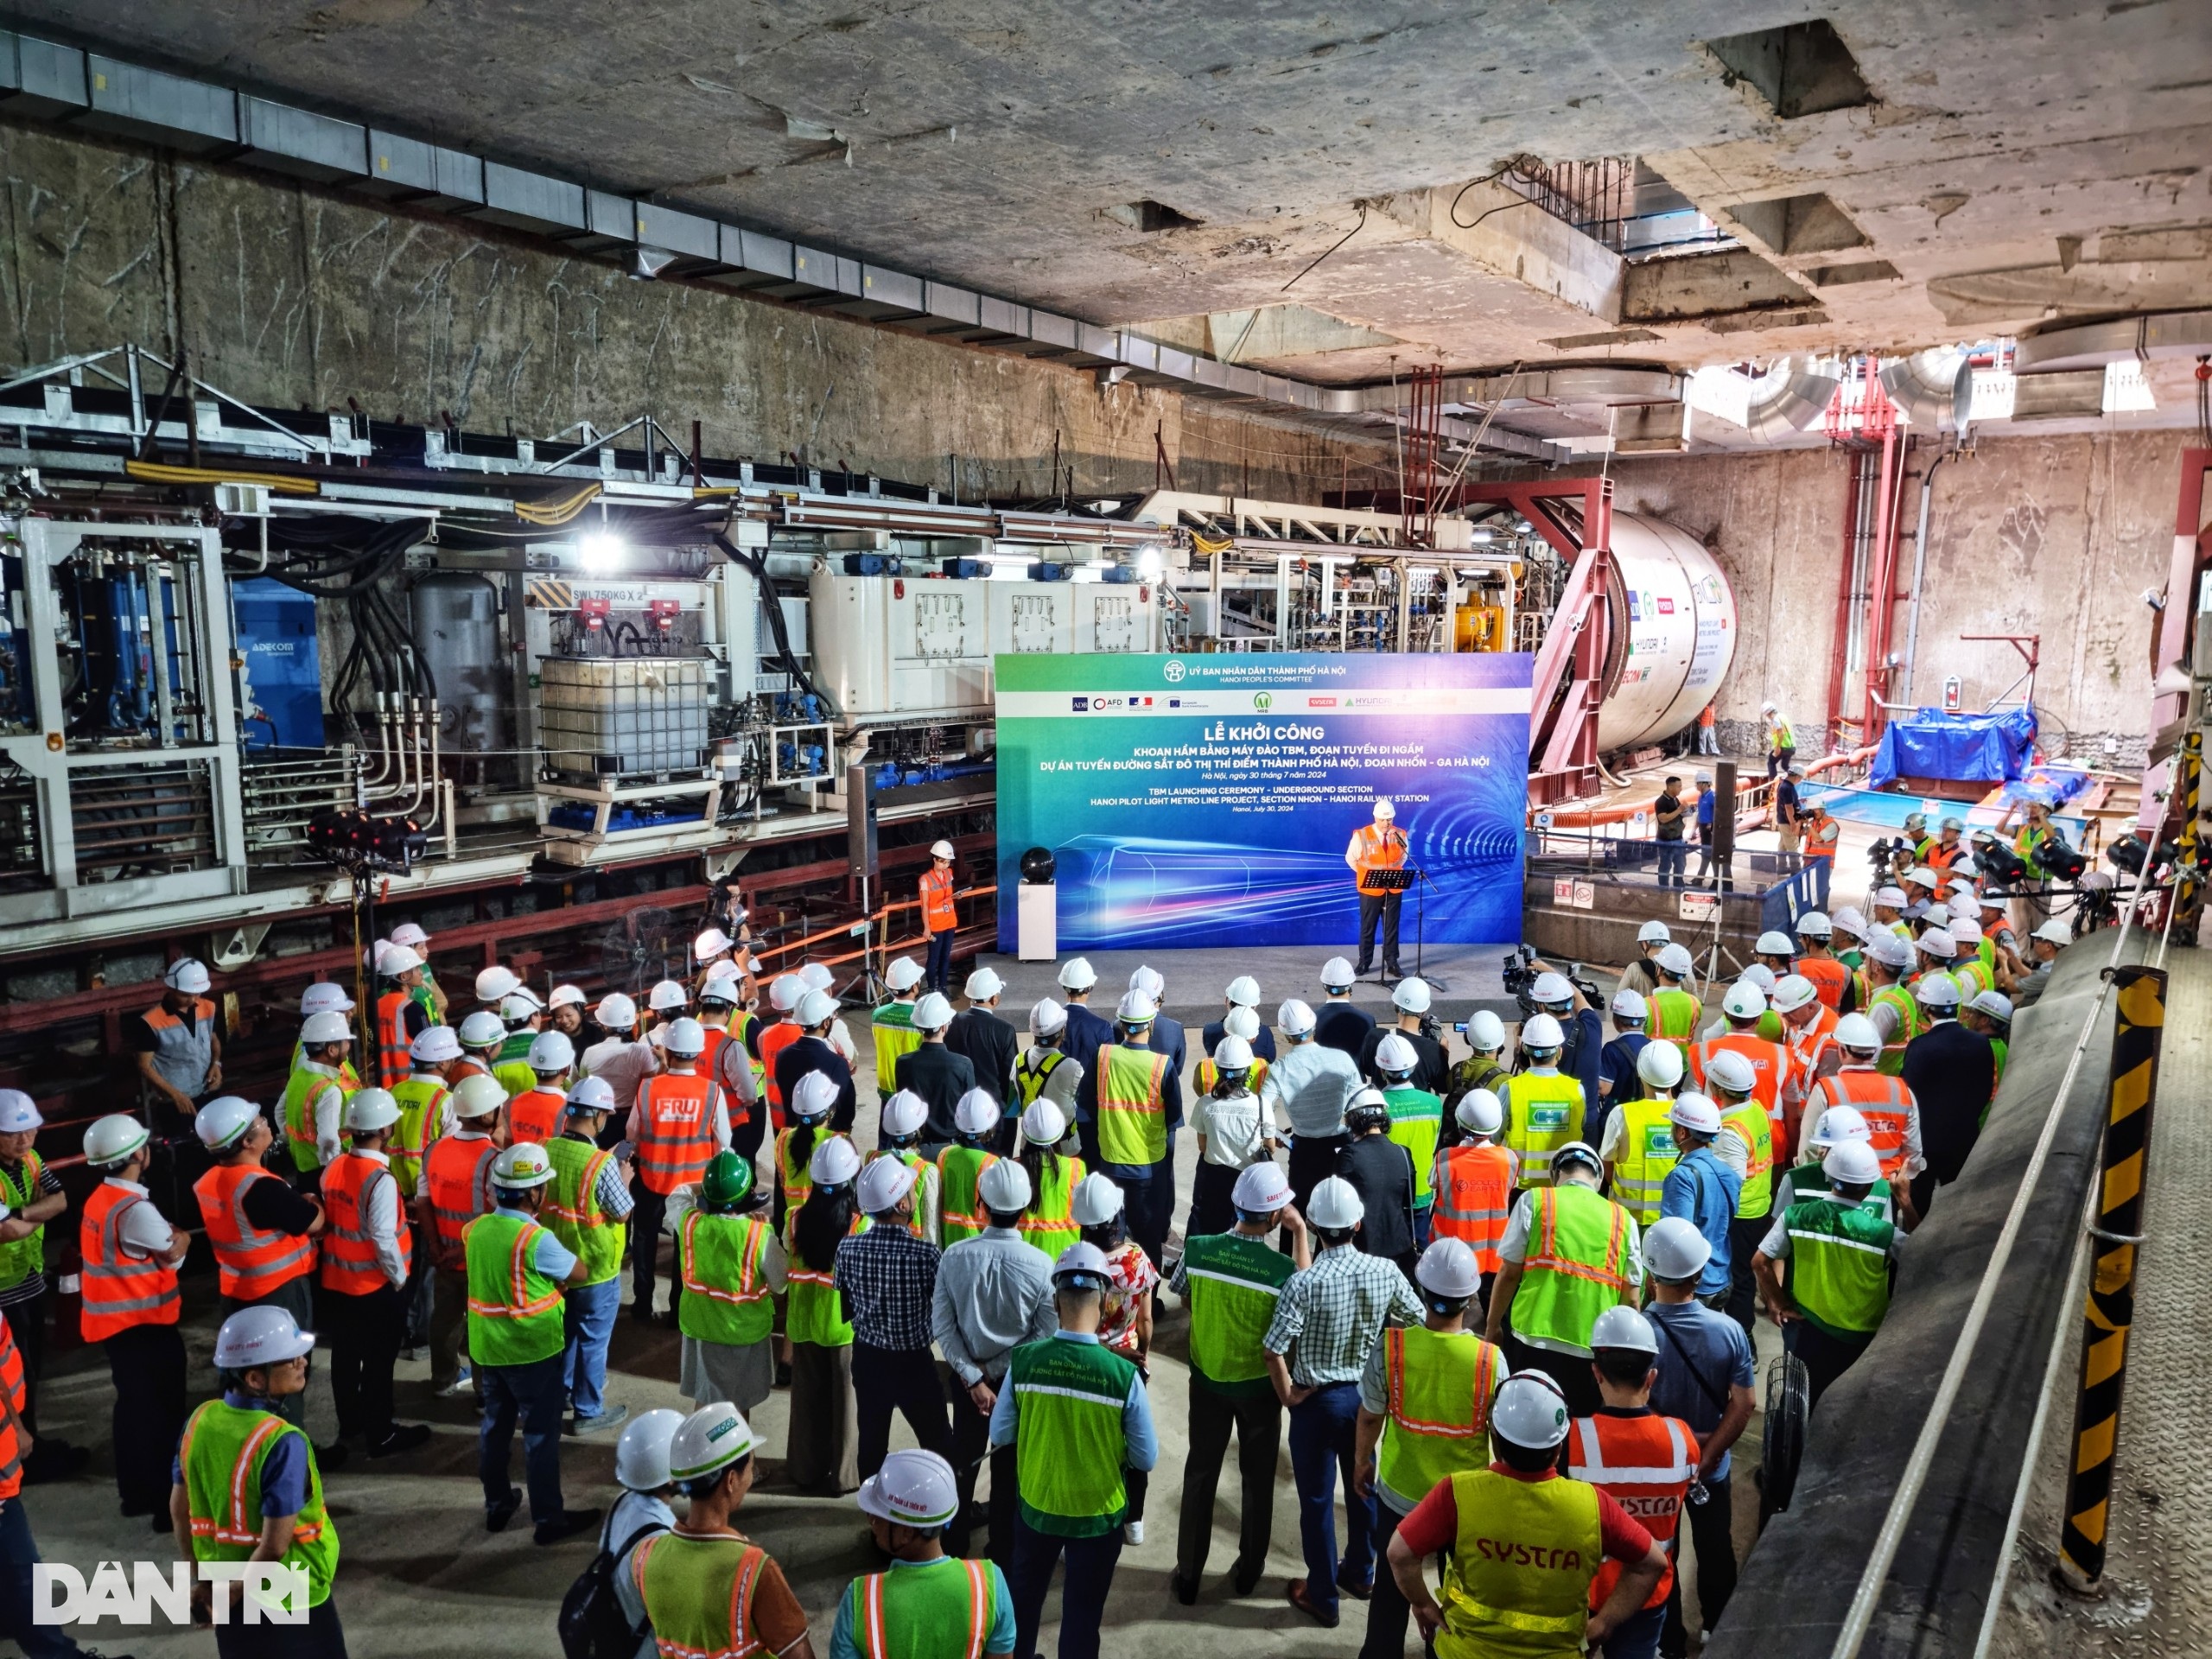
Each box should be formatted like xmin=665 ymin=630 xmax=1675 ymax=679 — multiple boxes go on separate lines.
xmin=2011 ymin=918 xmax=2075 ymax=1007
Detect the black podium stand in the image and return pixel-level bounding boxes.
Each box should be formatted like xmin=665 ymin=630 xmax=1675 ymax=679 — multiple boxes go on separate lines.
xmin=1357 ymin=868 xmax=1445 ymax=989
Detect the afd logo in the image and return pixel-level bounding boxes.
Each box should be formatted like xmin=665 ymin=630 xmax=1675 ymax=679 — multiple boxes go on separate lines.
xmin=35 ymin=1562 xmax=311 ymax=1626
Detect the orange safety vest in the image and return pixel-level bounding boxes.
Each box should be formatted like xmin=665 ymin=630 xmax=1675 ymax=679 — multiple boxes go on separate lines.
xmin=1567 ymin=1412 xmax=1699 ymax=1610
xmin=423 ymin=1134 xmax=499 ymax=1269
xmin=757 ymin=1021 xmax=803 ymax=1110
xmin=319 ymin=1153 xmax=410 ymax=1295
xmin=1798 ymin=956 xmax=1850 ymax=1012
xmin=506 ymin=1088 xmax=567 ymax=1147
xmin=0 ymin=1320 xmax=20 ymax=1500
xmin=1923 ymin=840 xmax=1965 ymax=879
xmin=1812 ymin=1069 xmax=1917 ymax=1182
xmin=1688 ymin=1033 xmax=1784 ymax=1117
xmin=79 ymin=1182 xmax=181 ymax=1341
xmin=1351 ymin=822 xmax=1408 ymax=889
xmin=1802 ymin=810 xmax=1839 ymax=861
xmin=921 ymin=866 xmax=958 ymax=933
xmin=635 ymin=1071 xmax=721 ymax=1196
xmin=193 ymin=1163 xmax=317 ymax=1301
xmin=376 ymin=989 xmax=414 ymax=1090
xmin=1430 ymin=1142 xmax=1516 ymax=1273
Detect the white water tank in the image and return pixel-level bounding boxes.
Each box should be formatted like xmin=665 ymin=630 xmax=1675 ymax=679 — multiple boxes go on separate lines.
xmin=1598 ymin=513 xmax=1738 ymax=750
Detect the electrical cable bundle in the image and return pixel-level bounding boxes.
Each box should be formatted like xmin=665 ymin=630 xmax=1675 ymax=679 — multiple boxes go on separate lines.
xmin=710 ymin=528 xmax=833 ymax=714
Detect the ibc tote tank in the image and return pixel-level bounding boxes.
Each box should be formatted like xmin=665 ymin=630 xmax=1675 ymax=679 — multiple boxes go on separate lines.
xmin=1594 ymin=513 xmax=1738 ymax=751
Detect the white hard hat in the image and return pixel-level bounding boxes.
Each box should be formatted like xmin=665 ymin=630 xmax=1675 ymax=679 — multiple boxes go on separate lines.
xmin=1372 ymin=798 xmax=1395 ymax=820
xmin=1232 ymin=1162 xmax=1293 ymax=1212
xmin=410 ymin=1025 xmax=461 ymax=1065
xmin=912 ymin=993 xmax=955 ymax=1032
xmin=1745 ymin=965 xmax=1781 ymax=993
xmin=648 ymin=979 xmax=690 ymax=1014
xmin=1213 ymin=1034 xmax=1255 ymax=1073
xmin=549 ymin=983 xmax=590 ymax=1011
xmin=1320 ymin=957 xmax=1357 ymax=990
xmin=669 ymin=1402 xmax=756 ymax=1484
xmin=1823 ymin=1139 xmax=1884 ymax=1186
xmin=501 ymin=992 xmax=543 ymax=1023
xmin=1830 ymin=906 xmax=1870 ymax=941
xmin=1414 ymin=1236 xmax=1482 ymax=1300
xmin=2032 ymin=918 xmax=2073 ymax=946
xmin=885 ymin=957 xmax=925 ymax=994
xmin=1755 ymin=931 xmax=1796 ymax=957
xmin=929 ymin=840 xmax=956 ymax=861
xmin=1465 ymin=1009 xmax=1506 ymax=1051
xmin=557 ymin=1075 xmax=610 ymax=1115
xmin=979 ymin=1159 xmax=1033 ymax=1212
xmin=1904 ymin=867 xmax=1939 ymax=891
xmin=1307 ymin=1176 xmax=1365 ymax=1229
xmin=798 ymin=963 xmax=833 ymax=994
xmin=1810 ymin=1105 xmax=1870 ymax=1149
xmin=699 ymin=964 xmax=744 ymax=1003
xmin=1948 ymin=918 xmax=1982 ymax=944
xmin=1029 ymin=997 xmax=1068 ymax=1037
xmin=1020 ymin=1099 xmax=1068 ymax=1148
xmin=1554 ymin=1141 xmax=1603 ymax=1179
xmin=299 ymin=982 xmax=355 ymax=1017
xmin=1703 ymin=1049 xmax=1757 ymax=1096
xmin=810 ymin=1136 xmax=862 ymax=1188
xmin=1669 ymin=1092 xmax=1723 ymax=1135
xmin=1915 ymin=975 xmax=1961 ymax=1009
xmin=1455 ymin=1088 xmax=1503 ymax=1135
xmin=1761 ymin=700 xmax=1777 ymax=714
xmin=790 ymin=1071 xmax=842 ymax=1122
xmin=388 ymin=921 xmax=430 ymax=950
xmin=953 ymin=1089 xmax=1001 ymax=1138
xmin=1834 ymin=1013 xmax=1881 ymax=1052
xmin=528 ymin=1030 xmax=575 ymax=1072
xmin=857 ymin=1154 xmax=918 ymax=1215
xmin=1644 ymin=1215 xmax=1714 ymax=1281
xmin=1058 ymin=957 xmax=1098 ymax=991
xmin=1970 ymin=989 xmax=2013 ymax=1024
xmin=1770 ymin=975 xmax=1819 ymax=1015
xmin=0 ymin=1090 xmax=35 ymax=1135
xmin=475 ymin=965 xmax=522 ymax=1003
xmin=300 ymin=1009 xmax=353 ymax=1046
xmin=1223 ymin=1006 xmax=1261 ymax=1042
xmin=769 ymin=976 xmax=805 ymax=1013
xmin=1611 ymin=989 xmax=1649 ymax=1020
xmin=1923 ymin=904 xmax=1952 ymax=931
xmin=1071 ymin=1173 xmax=1127 ymax=1226
xmin=1948 ymin=876 xmax=1980 ymax=897
xmin=881 ymin=1090 xmax=931 ymax=1139
xmin=1224 ymin=975 xmax=1262 ymax=1007
xmin=194 ymin=1096 xmax=261 ymax=1150
xmin=1974 ymin=891 xmax=2007 ymax=912
xmin=1874 ymin=886 xmax=1910 ymax=910
xmin=1868 ymin=933 xmax=1914 ymax=969
xmin=1530 ymin=971 xmax=1573 ymax=1006
xmin=796 ymin=989 xmax=839 ymax=1027
xmin=1590 ymin=1306 xmax=1659 ymax=1356
xmin=452 ymin=1074 xmax=507 ymax=1120
xmin=1637 ymin=920 xmax=1673 ymax=944
xmin=1116 ymin=989 xmax=1158 ymax=1025
xmin=164 ymin=958 xmax=212 ymax=995
xmin=1052 ymin=1241 xmax=1114 ymax=1287
xmin=694 ymin=927 xmax=734 ymax=961
xmin=1656 ymin=943 xmax=1694 ymax=977
xmin=1392 ymin=977 xmax=1433 ymax=1014
xmin=1722 ymin=982 xmax=1768 ymax=1020
xmin=1492 ymin=1370 xmax=1573 ymax=1450
xmin=1796 ymin=911 xmax=1834 ymax=938
xmin=1637 ymin=1042 xmax=1685 ymax=1090
xmin=1125 ymin=968 xmax=1164 ymax=1005
xmin=346 ymin=1088 xmax=402 ymax=1135
xmin=213 ymin=1304 xmax=315 ymax=1371
xmin=1278 ymin=998 xmax=1318 ymax=1038
xmin=964 ymin=966 xmax=1005 ymax=1001
xmin=1521 ymin=1013 xmax=1564 ymax=1049
xmin=377 ymin=943 xmax=424 ymax=976
xmin=595 ymin=992 xmax=639 ymax=1030
xmin=616 ymin=1408 xmax=687 ymax=1492
xmin=663 ymin=1016 xmax=707 ymax=1057
xmin=857 ymin=1447 xmax=961 ymax=1530
xmin=1375 ymin=1033 xmax=1419 ymax=1075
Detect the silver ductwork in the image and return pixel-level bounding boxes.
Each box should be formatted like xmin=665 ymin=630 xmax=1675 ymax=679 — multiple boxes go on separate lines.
xmin=1878 ymin=347 xmax=1971 ymax=429
xmin=1741 ymin=354 xmax=1845 ymax=440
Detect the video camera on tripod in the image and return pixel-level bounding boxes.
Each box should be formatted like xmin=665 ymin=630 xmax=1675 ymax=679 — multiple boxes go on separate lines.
xmin=1500 ymin=943 xmax=1602 ymax=1020
xmin=1866 ymin=835 xmax=1916 ymax=887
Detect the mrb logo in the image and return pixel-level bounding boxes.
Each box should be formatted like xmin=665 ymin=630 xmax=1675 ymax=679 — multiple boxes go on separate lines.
xmin=36 ymin=1561 xmax=310 ymax=1626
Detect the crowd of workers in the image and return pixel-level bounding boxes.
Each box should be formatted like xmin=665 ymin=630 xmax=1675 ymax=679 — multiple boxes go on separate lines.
xmin=0 ymin=804 xmax=2069 ymax=1659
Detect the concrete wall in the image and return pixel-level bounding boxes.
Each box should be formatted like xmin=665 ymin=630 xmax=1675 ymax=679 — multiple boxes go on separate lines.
xmin=1594 ymin=429 xmax=2190 ymax=763
xmin=0 ymin=120 xmax=1383 ymax=501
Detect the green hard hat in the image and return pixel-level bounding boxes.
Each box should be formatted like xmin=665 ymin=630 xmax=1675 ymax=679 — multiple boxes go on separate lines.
xmin=701 ymin=1151 xmax=754 ymax=1211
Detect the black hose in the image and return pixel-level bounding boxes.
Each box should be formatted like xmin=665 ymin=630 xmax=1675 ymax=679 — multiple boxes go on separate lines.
xmin=709 ymin=531 xmax=832 ymax=712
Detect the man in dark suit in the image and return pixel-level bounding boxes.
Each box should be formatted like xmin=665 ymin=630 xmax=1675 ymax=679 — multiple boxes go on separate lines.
xmin=1059 ymin=957 xmax=1115 ymax=1161
xmin=1313 ymin=956 xmax=1375 ymax=1057
xmin=945 ymin=966 xmax=1020 ymax=1108
xmin=1354 ymin=977 xmax=1449 ymax=1094
xmin=1898 ymin=976 xmax=1996 ymax=1222
xmin=772 ymin=988 xmax=858 ymax=1132
xmin=891 ymin=991 xmax=976 ymax=1149
xmin=1199 ymin=975 xmax=1278 ymax=1066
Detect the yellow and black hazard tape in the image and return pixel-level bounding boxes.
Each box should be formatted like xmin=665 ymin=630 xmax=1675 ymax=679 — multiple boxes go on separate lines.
xmin=525 ymin=579 xmax=575 ymax=610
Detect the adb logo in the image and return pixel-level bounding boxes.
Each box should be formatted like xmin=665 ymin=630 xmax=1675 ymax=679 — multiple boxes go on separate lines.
xmin=1253 ymin=692 xmax=1274 ymax=712
xmin=1162 ymin=659 xmax=1186 ymax=683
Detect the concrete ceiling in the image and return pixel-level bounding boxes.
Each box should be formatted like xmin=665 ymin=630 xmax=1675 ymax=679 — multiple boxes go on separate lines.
xmin=14 ymin=1 xmax=2212 ymax=415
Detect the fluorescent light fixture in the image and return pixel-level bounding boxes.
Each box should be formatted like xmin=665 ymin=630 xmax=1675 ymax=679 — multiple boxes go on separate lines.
xmin=576 ymin=531 xmax=624 ymax=572
xmin=1469 ymin=527 xmax=1495 ymax=544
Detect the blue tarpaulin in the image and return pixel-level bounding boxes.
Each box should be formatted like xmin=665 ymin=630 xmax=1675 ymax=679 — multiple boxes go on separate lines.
xmin=1869 ymin=705 xmax=2037 ymax=788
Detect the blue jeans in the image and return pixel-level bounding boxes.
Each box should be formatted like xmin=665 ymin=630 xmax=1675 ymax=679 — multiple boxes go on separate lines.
xmin=1655 ymin=839 xmax=1687 ymax=887
xmin=0 ymin=1497 xmax=81 ymax=1659
xmin=563 ymin=1276 xmax=621 ymax=1421
xmin=1413 ymin=1204 xmax=1433 ymax=1249
xmin=480 ymin=1352 xmax=568 ymax=1524
xmin=1605 ymin=1601 xmax=1667 ymax=1659
xmin=925 ymin=928 xmax=956 ymax=994
xmin=1009 ymin=1515 xmax=1123 ymax=1659
xmin=1288 ymin=1381 xmax=1375 ymax=1618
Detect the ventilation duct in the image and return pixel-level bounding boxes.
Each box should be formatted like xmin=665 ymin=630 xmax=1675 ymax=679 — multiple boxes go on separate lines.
xmin=1878 ymin=347 xmax=1971 ymax=429
xmin=1741 ymin=354 xmax=1844 ymax=440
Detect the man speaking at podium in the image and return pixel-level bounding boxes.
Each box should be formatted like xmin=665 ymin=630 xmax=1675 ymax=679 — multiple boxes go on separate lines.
xmin=1345 ymin=798 xmax=1409 ymax=982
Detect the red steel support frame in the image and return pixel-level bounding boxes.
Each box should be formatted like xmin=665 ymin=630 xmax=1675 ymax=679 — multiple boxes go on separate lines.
xmin=2141 ymin=448 xmax=2212 ymax=835
xmin=1458 ymin=478 xmax=1616 ymax=804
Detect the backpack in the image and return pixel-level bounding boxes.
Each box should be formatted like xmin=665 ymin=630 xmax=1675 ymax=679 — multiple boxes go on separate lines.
xmin=559 ymin=1522 xmax=666 ymax=1659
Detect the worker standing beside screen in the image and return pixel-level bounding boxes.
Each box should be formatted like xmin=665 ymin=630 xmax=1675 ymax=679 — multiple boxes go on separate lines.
xmin=1345 ymin=799 xmax=1408 ymax=982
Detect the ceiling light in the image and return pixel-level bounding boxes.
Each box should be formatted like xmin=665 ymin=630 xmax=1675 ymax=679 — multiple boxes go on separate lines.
xmin=576 ymin=531 xmax=624 ymax=573
xmin=1132 ymin=545 xmax=1165 ymax=579
xmin=1469 ymin=527 xmax=1495 ymax=544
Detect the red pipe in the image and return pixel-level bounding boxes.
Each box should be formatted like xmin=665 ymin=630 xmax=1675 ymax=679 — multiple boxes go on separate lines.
xmin=1824 ymin=450 xmax=1862 ymax=748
